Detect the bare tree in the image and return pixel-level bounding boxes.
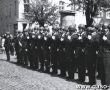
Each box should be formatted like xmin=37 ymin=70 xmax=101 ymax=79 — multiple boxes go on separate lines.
xmin=25 ymin=0 xmax=59 ymax=27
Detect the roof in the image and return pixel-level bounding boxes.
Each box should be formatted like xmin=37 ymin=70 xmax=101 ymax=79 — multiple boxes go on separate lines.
xmin=59 ymin=10 xmax=75 ymax=15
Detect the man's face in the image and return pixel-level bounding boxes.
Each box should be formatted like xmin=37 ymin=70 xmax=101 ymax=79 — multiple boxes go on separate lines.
xmin=7 ymin=34 xmax=10 ymax=38
xmin=78 ymin=27 xmax=83 ymax=32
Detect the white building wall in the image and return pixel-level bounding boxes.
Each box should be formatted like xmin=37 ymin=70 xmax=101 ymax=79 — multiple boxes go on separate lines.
xmin=18 ymin=0 xmax=25 ymax=19
xmin=0 ymin=0 xmax=19 ymax=35
xmin=0 ymin=0 xmax=87 ymax=35
xmin=75 ymin=11 xmax=86 ymax=27
xmin=0 ymin=0 xmax=29 ymax=35
xmin=51 ymin=0 xmax=86 ymax=27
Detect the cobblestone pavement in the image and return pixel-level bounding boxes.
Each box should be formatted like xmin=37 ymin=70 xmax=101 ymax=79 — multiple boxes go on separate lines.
xmin=0 ymin=53 xmax=103 ymax=90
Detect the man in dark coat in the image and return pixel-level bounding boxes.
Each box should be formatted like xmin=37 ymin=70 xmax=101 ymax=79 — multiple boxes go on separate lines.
xmin=36 ymin=27 xmax=45 ymax=72
xmin=4 ymin=32 xmax=13 ymax=61
xmin=85 ymin=27 xmax=99 ymax=85
xmin=99 ymin=24 xmax=110 ymax=88
xmin=22 ymin=30 xmax=30 ymax=66
xmin=29 ymin=30 xmax=38 ymax=69
xmin=57 ymin=28 xmax=66 ymax=77
xmin=14 ymin=30 xmax=23 ymax=64
xmin=51 ymin=27 xmax=59 ymax=75
xmin=75 ymin=24 xmax=87 ymax=82
xmin=42 ymin=27 xmax=51 ymax=73
xmin=65 ymin=25 xmax=77 ymax=79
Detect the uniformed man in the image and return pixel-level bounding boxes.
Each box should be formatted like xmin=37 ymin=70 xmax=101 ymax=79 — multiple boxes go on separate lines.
xmin=65 ymin=25 xmax=77 ymax=79
xmin=75 ymin=24 xmax=87 ymax=82
xmin=14 ymin=30 xmax=23 ymax=64
xmin=43 ymin=27 xmax=51 ymax=73
xmin=51 ymin=26 xmax=59 ymax=75
xmin=58 ymin=27 xmax=66 ymax=77
xmin=4 ymin=32 xmax=13 ymax=61
xmin=98 ymin=24 xmax=110 ymax=88
xmin=37 ymin=27 xmax=45 ymax=72
xmin=22 ymin=30 xmax=30 ymax=66
xmin=103 ymin=24 xmax=110 ymax=87
xmin=29 ymin=30 xmax=38 ymax=69
xmin=85 ymin=27 xmax=99 ymax=85
xmin=96 ymin=24 xmax=106 ymax=85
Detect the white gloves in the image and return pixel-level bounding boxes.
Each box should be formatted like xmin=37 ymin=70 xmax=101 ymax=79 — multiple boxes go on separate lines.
xmin=103 ymin=35 xmax=107 ymax=41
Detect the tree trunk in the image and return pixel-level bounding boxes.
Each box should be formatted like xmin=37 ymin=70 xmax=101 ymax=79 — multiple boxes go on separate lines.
xmin=85 ymin=0 xmax=98 ymax=27
xmin=85 ymin=12 xmax=94 ymax=27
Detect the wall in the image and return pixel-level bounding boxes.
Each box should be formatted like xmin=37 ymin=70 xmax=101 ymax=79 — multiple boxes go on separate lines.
xmin=0 ymin=0 xmax=29 ymax=35
xmin=0 ymin=0 xmax=19 ymax=35
xmin=51 ymin=0 xmax=86 ymax=27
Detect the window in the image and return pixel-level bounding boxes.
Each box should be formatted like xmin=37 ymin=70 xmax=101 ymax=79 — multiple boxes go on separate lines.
xmin=98 ymin=11 xmax=103 ymax=17
xmin=15 ymin=1 xmax=17 ymax=15
xmin=59 ymin=1 xmax=65 ymax=11
xmin=24 ymin=0 xmax=29 ymax=3
xmin=59 ymin=1 xmax=65 ymax=5
xmin=59 ymin=6 xmax=64 ymax=11
xmin=106 ymin=11 xmax=110 ymax=19
xmin=9 ymin=4 xmax=11 ymax=17
xmin=24 ymin=4 xmax=29 ymax=12
xmin=24 ymin=0 xmax=29 ymax=13
xmin=14 ymin=24 xmax=18 ymax=35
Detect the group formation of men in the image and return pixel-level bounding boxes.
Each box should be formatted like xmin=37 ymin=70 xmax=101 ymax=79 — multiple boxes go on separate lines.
xmin=3 ymin=24 xmax=110 ymax=86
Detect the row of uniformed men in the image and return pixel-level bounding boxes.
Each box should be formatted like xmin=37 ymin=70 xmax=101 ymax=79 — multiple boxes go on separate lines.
xmin=12 ymin=24 xmax=110 ymax=86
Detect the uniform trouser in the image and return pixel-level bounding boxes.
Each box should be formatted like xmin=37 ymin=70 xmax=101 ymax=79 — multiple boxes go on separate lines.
xmin=66 ymin=54 xmax=75 ymax=79
xmin=10 ymin=45 xmax=14 ymax=55
xmin=34 ymin=49 xmax=39 ymax=69
xmin=29 ymin=50 xmax=34 ymax=67
xmin=103 ymin=52 xmax=110 ymax=86
xmin=76 ymin=54 xmax=85 ymax=82
xmin=5 ymin=47 xmax=10 ymax=61
xmin=51 ymin=51 xmax=58 ymax=74
xmin=38 ymin=49 xmax=44 ymax=71
xmin=97 ymin=57 xmax=106 ymax=85
xmin=59 ymin=50 xmax=66 ymax=76
xmin=23 ymin=50 xmax=29 ymax=66
xmin=29 ymin=49 xmax=39 ymax=69
xmin=43 ymin=49 xmax=50 ymax=72
xmin=87 ymin=63 xmax=96 ymax=85
xmin=85 ymin=53 xmax=97 ymax=85
xmin=15 ymin=48 xmax=23 ymax=64
xmin=86 ymin=59 xmax=96 ymax=85
xmin=15 ymin=48 xmax=19 ymax=63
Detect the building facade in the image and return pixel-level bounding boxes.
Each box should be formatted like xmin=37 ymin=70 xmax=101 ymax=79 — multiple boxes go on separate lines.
xmin=0 ymin=0 xmax=110 ymax=35
xmin=0 ymin=0 xmax=30 ymax=35
xmin=54 ymin=0 xmax=86 ymax=28
xmin=0 ymin=0 xmax=87 ymax=35
xmin=94 ymin=10 xmax=110 ymax=25
xmin=56 ymin=0 xmax=110 ymax=27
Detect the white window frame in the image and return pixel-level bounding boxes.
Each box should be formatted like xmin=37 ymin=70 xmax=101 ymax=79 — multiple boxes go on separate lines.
xmin=106 ymin=11 xmax=110 ymax=19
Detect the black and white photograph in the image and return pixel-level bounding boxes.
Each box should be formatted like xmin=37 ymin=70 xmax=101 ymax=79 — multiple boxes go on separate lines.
xmin=0 ymin=0 xmax=110 ymax=90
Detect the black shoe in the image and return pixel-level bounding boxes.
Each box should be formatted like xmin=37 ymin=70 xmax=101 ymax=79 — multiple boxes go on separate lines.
xmin=59 ymin=73 xmax=66 ymax=77
xmin=78 ymin=79 xmax=85 ymax=83
xmin=97 ymin=75 xmax=101 ymax=79
xmin=39 ymin=68 xmax=44 ymax=72
xmin=88 ymin=81 xmax=96 ymax=85
xmin=7 ymin=59 xmax=10 ymax=61
xmin=51 ymin=71 xmax=57 ymax=75
xmin=45 ymin=69 xmax=50 ymax=73
xmin=68 ymin=76 xmax=74 ymax=80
